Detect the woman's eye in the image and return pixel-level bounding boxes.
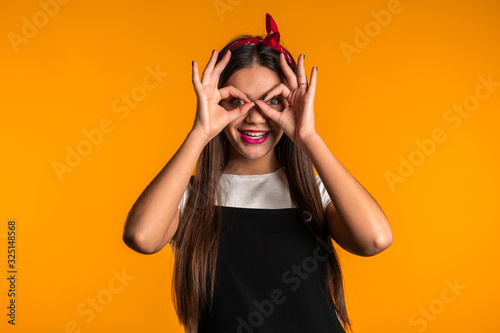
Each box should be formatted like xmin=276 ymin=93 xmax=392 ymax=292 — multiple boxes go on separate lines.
xmin=231 ymin=98 xmax=245 ymax=106
xmin=266 ymin=98 xmax=280 ymax=105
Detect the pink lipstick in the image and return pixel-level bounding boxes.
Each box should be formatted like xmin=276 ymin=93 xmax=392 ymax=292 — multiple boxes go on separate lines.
xmin=238 ymin=129 xmax=271 ymax=144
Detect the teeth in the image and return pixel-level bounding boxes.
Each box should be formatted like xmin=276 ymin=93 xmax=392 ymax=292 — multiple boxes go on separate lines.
xmin=242 ymin=131 xmax=268 ymax=138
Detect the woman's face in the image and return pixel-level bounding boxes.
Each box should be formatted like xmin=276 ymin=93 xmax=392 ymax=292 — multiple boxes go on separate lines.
xmin=220 ymin=65 xmax=287 ymax=171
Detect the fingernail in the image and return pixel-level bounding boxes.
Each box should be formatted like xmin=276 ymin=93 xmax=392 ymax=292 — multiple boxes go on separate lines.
xmin=316 ymin=66 xmax=318 ymax=71
xmin=302 ymin=54 xmax=305 ymax=60
xmin=262 ymin=94 xmax=267 ymax=100
xmin=192 ymin=61 xmax=194 ymax=66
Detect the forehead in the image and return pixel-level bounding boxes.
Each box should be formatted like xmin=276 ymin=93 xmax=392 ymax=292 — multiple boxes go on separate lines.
xmin=225 ymin=66 xmax=284 ymax=98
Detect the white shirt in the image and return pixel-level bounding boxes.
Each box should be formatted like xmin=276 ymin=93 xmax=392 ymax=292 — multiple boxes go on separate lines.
xmin=178 ymin=168 xmax=332 ymax=215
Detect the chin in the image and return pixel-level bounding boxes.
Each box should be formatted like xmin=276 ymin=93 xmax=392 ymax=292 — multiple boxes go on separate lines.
xmin=242 ymin=150 xmax=274 ymax=161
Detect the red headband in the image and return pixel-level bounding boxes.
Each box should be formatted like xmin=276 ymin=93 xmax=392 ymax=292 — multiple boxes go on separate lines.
xmin=228 ymin=13 xmax=294 ymax=68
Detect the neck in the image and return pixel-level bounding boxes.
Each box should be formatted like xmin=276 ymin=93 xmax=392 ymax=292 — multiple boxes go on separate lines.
xmin=224 ymin=154 xmax=281 ymax=175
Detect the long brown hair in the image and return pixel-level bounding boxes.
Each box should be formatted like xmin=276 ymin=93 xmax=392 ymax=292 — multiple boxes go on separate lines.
xmin=170 ymin=35 xmax=352 ymax=332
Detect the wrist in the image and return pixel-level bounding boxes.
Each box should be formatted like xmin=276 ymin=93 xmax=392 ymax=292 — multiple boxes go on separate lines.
xmin=296 ymin=132 xmax=322 ymax=152
xmin=188 ymin=127 xmax=212 ymax=147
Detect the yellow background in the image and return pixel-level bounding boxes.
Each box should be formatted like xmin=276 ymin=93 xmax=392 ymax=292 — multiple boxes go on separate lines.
xmin=1 ymin=0 xmax=499 ymax=332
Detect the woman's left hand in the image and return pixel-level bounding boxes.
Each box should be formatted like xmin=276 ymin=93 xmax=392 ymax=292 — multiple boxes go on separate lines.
xmin=254 ymin=53 xmax=318 ymax=146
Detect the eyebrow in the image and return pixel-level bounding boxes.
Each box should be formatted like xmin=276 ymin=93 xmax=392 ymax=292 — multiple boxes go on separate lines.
xmin=244 ymin=93 xmax=268 ymax=102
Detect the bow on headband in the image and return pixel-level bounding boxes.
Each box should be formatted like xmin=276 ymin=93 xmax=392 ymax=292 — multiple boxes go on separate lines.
xmin=228 ymin=13 xmax=294 ymax=67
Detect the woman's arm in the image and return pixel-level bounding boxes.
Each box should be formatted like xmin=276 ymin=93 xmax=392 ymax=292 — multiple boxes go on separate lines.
xmin=298 ymin=134 xmax=393 ymax=257
xmin=122 ymin=49 xmax=254 ymax=255
xmin=122 ymin=129 xmax=208 ymax=254
xmin=254 ymin=53 xmax=392 ymax=257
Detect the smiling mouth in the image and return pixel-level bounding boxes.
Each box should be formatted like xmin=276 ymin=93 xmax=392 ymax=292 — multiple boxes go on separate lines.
xmin=238 ymin=130 xmax=270 ymax=138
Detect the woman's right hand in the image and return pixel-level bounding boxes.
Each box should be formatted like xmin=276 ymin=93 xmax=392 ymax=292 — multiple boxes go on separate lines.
xmin=191 ymin=49 xmax=255 ymax=141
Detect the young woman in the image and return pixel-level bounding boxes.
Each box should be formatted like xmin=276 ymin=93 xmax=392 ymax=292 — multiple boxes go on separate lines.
xmin=123 ymin=13 xmax=393 ymax=333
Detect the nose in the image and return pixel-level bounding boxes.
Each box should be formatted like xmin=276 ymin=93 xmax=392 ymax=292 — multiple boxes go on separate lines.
xmin=244 ymin=102 xmax=267 ymax=124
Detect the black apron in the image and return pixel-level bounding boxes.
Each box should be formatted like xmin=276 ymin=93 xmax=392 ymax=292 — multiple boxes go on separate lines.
xmin=198 ymin=206 xmax=346 ymax=333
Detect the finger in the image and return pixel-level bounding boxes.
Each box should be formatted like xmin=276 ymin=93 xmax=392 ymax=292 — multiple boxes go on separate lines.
xmin=219 ymin=85 xmax=251 ymax=102
xmin=262 ymin=83 xmax=291 ymax=101
xmin=279 ymin=52 xmax=298 ymax=90
xmin=212 ymin=50 xmax=231 ymax=87
xmin=201 ymin=50 xmax=218 ymax=85
xmin=308 ymin=66 xmax=317 ymax=98
xmin=254 ymin=100 xmax=281 ymax=124
xmin=297 ymin=54 xmax=308 ymax=87
xmin=192 ymin=60 xmax=203 ymax=93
